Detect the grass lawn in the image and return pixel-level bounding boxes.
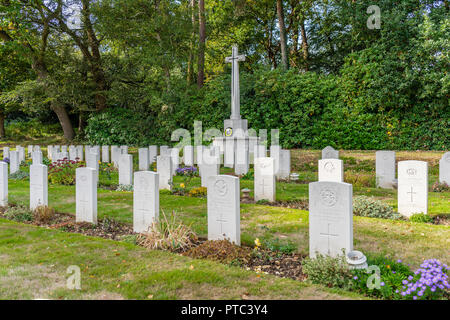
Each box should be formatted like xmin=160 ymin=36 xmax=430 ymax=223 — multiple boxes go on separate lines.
xmin=1 ymin=142 xmax=449 ymax=299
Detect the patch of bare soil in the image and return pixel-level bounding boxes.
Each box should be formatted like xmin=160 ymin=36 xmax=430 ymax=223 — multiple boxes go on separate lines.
xmin=182 ymin=240 xmax=307 ymax=281
xmin=54 ymin=217 xmax=134 ymax=240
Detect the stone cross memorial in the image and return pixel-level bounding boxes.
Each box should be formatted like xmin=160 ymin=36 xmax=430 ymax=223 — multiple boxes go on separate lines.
xmin=309 ymin=181 xmax=353 ymax=258
xmin=133 ymin=171 xmax=159 ymax=233
xmin=0 ymin=161 xmax=8 ymax=206
xmin=157 ymin=155 xmax=172 ymax=190
xmin=318 ymin=159 xmax=344 ymax=182
xmin=439 ymin=152 xmax=450 ymax=185
xmin=322 ymin=146 xmax=339 ymax=159
xmin=376 ymin=151 xmax=396 ymax=189
xmin=30 ymin=164 xmax=48 ymax=210
xmin=76 ymin=167 xmax=98 ymax=224
xmin=254 ymin=157 xmax=276 ymax=202
xmin=398 ymin=160 xmax=428 ymax=217
xmin=207 ymin=175 xmax=240 ymax=245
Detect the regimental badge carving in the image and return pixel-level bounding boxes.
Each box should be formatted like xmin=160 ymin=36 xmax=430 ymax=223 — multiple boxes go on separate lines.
xmin=324 ymin=161 xmax=335 ymax=173
xmin=214 ymin=179 xmax=228 ymax=197
xmin=80 ymin=175 xmax=87 ymax=182
xmin=320 ymin=188 xmax=337 ymax=207
xmin=383 ymin=154 xmax=389 ymax=160
xmin=406 ymin=168 xmax=417 ymax=176
xmin=225 ymin=127 xmax=233 ymax=137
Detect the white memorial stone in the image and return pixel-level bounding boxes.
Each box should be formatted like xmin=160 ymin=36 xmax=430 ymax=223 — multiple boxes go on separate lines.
xmin=149 ymin=145 xmax=158 ymax=164
xmin=10 ymin=151 xmax=20 ymax=174
xmin=254 ymin=157 xmax=276 ymax=202
xmin=133 ymin=171 xmax=159 ymax=233
xmin=76 ymin=167 xmax=98 ymax=224
xmin=157 ymin=155 xmax=172 ymax=190
xmin=278 ymin=149 xmax=291 ymax=179
xmin=32 ymin=151 xmax=43 ymax=165
xmin=318 ymin=159 xmax=344 ymax=182
xmin=3 ymin=147 xmax=10 ymax=160
xmin=138 ymin=148 xmax=150 ymax=171
xmin=102 ymin=146 xmax=110 ymax=163
xmin=398 ymin=161 xmax=428 ymax=217
xmin=235 ymin=138 xmax=249 ymax=175
xmin=322 ymin=146 xmax=339 ymax=159
xmin=183 ymin=145 xmax=194 ymax=167
xmin=0 ymin=162 xmax=8 ymax=206
xmin=439 ymin=152 xmax=450 ymax=185
xmin=207 ymin=175 xmax=240 ymax=245
xmin=376 ymin=151 xmax=396 ymax=188
xmin=30 ymin=164 xmax=48 ymax=210
xmin=119 ymin=154 xmax=133 ymax=185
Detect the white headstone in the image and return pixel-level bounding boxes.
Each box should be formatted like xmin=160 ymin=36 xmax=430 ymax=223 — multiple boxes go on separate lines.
xmin=47 ymin=145 xmax=53 ymax=160
xmin=278 ymin=149 xmax=291 ymax=179
xmin=170 ymin=148 xmax=180 ymax=175
xmin=76 ymin=167 xmax=97 ymax=224
xmin=183 ymin=145 xmax=194 ymax=167
xmin=439 ymin=152 xmax=450 ymax=185
xmin=376 ymin=151 xmax=396 ymax=188
xmin=102 ymin=146 xmax=110 ymax=163
xmin=27 ymin=145 xmax=34 ymax=156
xmin=398 ymin=161 xmax=428 ymax=217
xmin=200 ymin=157 xmax=220 ymax=188
xmin=86 ymin=151 xmax=99 ymax=172
xmin=30 ymin=164 xmax=48 ymax=210
xmin=149 ymin=145 xmax=158 ymax=164
xmin=76 ymin=145 xmax=84 ymax=161
xmin=138 ymin=148 xmax=150 ymax=171
xmin=3 ymin=147 xmax=10 ymax=160
xmin=224 ymin=138 xmax=235 ymax=168
xmin=17 ymin=146 xmax=25 ymax=163
xmin=111 ymin=145 xmax=120 ymax=167
xmin=9 ymin=151 xmax=20 ymax=174
xmin=322 ymin=146 xmax=339 ymax=159
xmin=254 ymin=157 xmax=276 ymax=202
xmin=32 ymin=151 xmax=43 ymax=165
xmin=69 ymin=145 xmax=77 ymax=161
xmin=120 ymin=145 xmax=128 ymax=154
xmin=207 ymin=175 xmax=240 ymax=245
xmin=270 ymin=145 xmax=281 ymax=176
xmin=160 ymin=145 xmax=170 ymax=156
xmin=254 ymin=144 xmax=267 ymax=159
xmin=318 ymin=159 xmax=344 ymax=182
xmin=157 ymin=155 xmax=172 ymax=190
xmin=119 ymin=154 xmax=133 ymax=185
xmin=235 ymin=138 xmax=249 ymax=175
xmin=0 ymin=162 xmax=8 ymax=206
xmin=309 ymin=181 xmax=353 ymax=258
xmin=133 ymin=171 xmax=159 ymax=233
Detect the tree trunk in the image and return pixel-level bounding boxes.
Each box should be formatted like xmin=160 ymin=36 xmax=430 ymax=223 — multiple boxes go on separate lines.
xmin=197 ymin=0 xmax=206 ymax=88
xmin=300 ymin=20 xmax=309 ymax=71
xmin=277 ymin=0 xmax=289 ymax=70
xmin=0 ymin=110 xmax=5 ymax=138
xmin=51 ymin=102 xmax=75 ymax=141
xmin=187 ymin=0 xmax=196 ymax=85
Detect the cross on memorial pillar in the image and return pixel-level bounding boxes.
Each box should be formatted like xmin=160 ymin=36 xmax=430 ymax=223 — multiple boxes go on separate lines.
xmin=225 ymin=45 xmax=246 ymax=120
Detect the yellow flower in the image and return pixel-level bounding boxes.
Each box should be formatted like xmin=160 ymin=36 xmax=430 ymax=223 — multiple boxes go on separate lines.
xmin=254 ymin=238 xmax=261 ymax=248
xmin=387 ymin=265 xmax=390 ymax=269
xmin=180 ymin=183 xmax=185 ymax=188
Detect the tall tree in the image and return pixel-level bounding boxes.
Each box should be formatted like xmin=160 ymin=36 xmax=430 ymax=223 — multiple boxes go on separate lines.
xmin=187 ymin=0 xmax=197 ymax=84
xmin=197 ymin=0 xmax=206 ymax=87
xmin=276 ymin=0 xmax=289 ymax=69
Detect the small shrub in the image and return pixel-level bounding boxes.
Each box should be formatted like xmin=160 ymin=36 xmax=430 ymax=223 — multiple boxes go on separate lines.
xmin=33 ymin=205 xmax=55 ymax=224
xmin=264 ymin=238 xmax=296 ymax=254
xmin=353 ymin=196 xmax=401 ymax=220
xmin=241 ymin=170 xmax=254 ymax=180
xmin=345 ymin=171 xmax=375 ymax=187
xmin=48 ymin=158 xmax=83 ymax=185
xmin=3 ymin=205 xmax=33 ymax=222
xmin=120 ymin=234 xmax=138 ymax=245
xmin=302 ymin=252 xmax=353 ymax=289
xmin=431 ymin=182 xmax=450 ymax=193
xmin=188 ymin=186 xmax=207 ymax=197
xmin=256 ymin=199 xmax=270 ymax=205
xmin=9 ymin=170 xmax=29 ymax=180
xmin=116 ymin=184 xmax=133 ymax=192
xmin=409 ymin=213 xmax=433 ymax=224
xmin=136 ymin=210 xmax=197 ymax=252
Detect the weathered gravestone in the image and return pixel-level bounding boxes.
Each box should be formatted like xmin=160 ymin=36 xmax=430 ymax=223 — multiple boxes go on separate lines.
xmin=439 ymin=152 xmax=450 ymax=185
xmin=149 ymin=145 xmax=158 ymax=164
xmin=322 ymin=146 xmax=339 ymax=159
xmin=30 ymin=164 xmax=48 ymax=210
xmin=160 ymin=146 xmax=170 ymax=156
xmin=183 ymin=145 xmax=194 ymax=167
xmin=207 ymin=175 xmax=240 ymax=245
xmin=376 ymin=151 xmax=396 ymax=189
xmin=102 ymin=146 xmax=110 ymax=163
xmin=10 ymin=151 xmax=20 ymax=174
xmin=32 ymin=151 xmax=43 ymax=165
xmin=200 ymin=155 xmax=220 ymax=188
xmin=69 ymin=145 xmax=77 ymax=161
xmin=47 ymin=145 xmax=53 ymax=160
xmin=318 ymin=159 xmax=344 ymax=182
xmin=270 ymin=145 xmax=281 ymax=177
xmin=17 ymin=146 xmax=25 ymax=163
xmin=254 ymin=157 xmax=275 ymax=202
xmin=0 ymin=162 xmax=8 ymax=206
xmin=157 ymin=155 xmax=172 ymax=190
xmin=254 ymin=144 xmax=267 ymax=159
xmin=27 ymin=145 xmax=33 ymax=157
xmin=133 ymin=171 xmax=159 ymax=233
xmin=235 ymin=138 xmax=249 ymax=175
xmin=86 ymin=150 xmax=99 ymax=172
xmin=398 ymin=160 xmax=428 ymax=217
xmin=111 ymin=145 xmax=120 ymax=167
xmin=170 ymin=148 xmax=180 ymax=175
xmin=3 ymin=147 xmax=9 ymax=160
xmin=278 ymin=149 xmax=291 ymax=180
xmin=120 ymin=145 xmax=128 ymax=154
xmin=76 ymin=167 xmax=97 ymax=224
xmin=119 ymin=154 xmax=133 ymax=185
xmin=138 ymin=148 xmax=150 ymax=171
xmin=309 ymin=181 xmax=353 ymax=258
xmin=76 ymin=145 xmax=84 ymax=161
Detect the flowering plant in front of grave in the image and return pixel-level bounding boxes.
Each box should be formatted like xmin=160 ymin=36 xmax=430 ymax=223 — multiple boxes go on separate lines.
xmin=2 ymin=157 xmax=9 ymax=164
xmin=175 ymin=166 xmax=198 ymax=187
xmin=48 ymin=158 xmax=84 ymax=185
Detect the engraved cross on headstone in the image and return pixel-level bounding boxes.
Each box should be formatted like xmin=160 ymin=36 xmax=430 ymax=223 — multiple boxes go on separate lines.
xmin=225 ymin=45 xmax=245 ymax=120
xmin=216 ymin=214 xmax=228 ymax=236
xmin=320 ymin=223 xmax=339 ymax=255
xmin=407 ymin=186 xmax=416 ymax=202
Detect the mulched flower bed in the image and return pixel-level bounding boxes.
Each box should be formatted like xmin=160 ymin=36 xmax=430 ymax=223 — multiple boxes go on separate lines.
xmin=182 ymin=240 xmax=307 ymax=281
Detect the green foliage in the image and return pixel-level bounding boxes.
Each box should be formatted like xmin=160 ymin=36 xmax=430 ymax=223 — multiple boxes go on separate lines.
xmin=48 ymin=159 xmax=84 ymax=185
xmin=263 ymin=239 xmax=296 ymax=254
xmin=353 ymin=196 xmax=401 ymax=220
xmin=431 ymin=182 xmax=450 ymax=193
xmin=409 ymin=213 xmax=433 ymax=224
xmin=116 ymin=184 xmax=133 ymax=192
xmin=9 ymin=170 xmax=29 ymax=180
xmin=302 ymin=252 xmax=353 ymax=289
xmin=5 ymin=119 xmax=61 ymax=139
xmin=3 ymin=205 xmax=33 ymax=222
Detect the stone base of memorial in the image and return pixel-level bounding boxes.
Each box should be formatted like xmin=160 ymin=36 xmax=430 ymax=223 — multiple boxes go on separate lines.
xmin=346 ymin=250 xmax=368 ymax=270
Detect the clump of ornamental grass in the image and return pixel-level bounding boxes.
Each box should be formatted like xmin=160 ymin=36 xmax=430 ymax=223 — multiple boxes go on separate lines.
xmin=136 ymin=210 xmax=197 ymax=253
xmin=33 ymin=205 xmax=55 ymax=224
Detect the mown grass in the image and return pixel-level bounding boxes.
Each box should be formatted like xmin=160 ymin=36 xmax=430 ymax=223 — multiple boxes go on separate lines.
xmin=0 ymin=219 xmax=362 ymax=300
